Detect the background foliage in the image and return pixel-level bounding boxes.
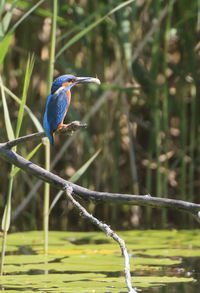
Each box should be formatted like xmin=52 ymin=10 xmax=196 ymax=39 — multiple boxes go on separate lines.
xmin=0 ymin=0 xmax=199 ymax=231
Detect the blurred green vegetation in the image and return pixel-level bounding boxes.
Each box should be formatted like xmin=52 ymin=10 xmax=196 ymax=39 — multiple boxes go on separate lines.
xmin=0 ymin=0 xmax=199 ymax=231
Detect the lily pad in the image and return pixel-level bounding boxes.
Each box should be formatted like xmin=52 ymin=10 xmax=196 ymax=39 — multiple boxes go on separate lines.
xmin=0 ymin=230 xmax=199 ymax=292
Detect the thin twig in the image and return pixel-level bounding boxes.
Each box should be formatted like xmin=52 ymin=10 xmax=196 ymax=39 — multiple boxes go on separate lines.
xmin=4 ymin=121 xmax=87 ymax=149
xmin=5 ymin=132 xmax=46 ymax=149
xmin=65 ymin=185 xmax=137 ymax=293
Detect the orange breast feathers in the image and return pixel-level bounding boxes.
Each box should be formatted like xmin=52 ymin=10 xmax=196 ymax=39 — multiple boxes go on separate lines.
xmin=64 ymin=89 xmax=71 ymax=119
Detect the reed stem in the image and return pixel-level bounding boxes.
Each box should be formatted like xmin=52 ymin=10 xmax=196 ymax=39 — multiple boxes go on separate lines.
xmin=43 ymin=0 xmax=57 ymax=254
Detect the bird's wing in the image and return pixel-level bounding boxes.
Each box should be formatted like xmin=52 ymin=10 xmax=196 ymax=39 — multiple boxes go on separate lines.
xmin=46 ymin=89 xmax=69 ymax=132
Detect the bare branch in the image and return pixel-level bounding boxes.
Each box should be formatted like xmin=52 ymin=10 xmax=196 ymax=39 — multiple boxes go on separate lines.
xmin=0 ymin=129 xmax=200 ymax=292
xmin=5 ymin=132 xmax=46 ymax=149
xmin=65 ymin=186 xmax=137 ymax=293
xmin=0 ymin=142 xmax=200 ymax=222
xmin=4 ymin=121 xmax=87 ymax=149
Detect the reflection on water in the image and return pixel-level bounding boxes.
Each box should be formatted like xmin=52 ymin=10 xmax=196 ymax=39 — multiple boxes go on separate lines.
xmin=146 ymin=282 xmax=199 ymax=293
xmin=138 ymin=257 xmax=200 ymax=293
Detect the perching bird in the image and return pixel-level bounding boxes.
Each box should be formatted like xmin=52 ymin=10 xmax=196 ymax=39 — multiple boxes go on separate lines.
xmin=43 ymin=74 xmax=101 ymax=146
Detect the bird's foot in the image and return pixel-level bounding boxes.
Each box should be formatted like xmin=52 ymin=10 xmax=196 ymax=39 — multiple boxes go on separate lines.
xmin=56 ymin=121 xmax=87 ymax=136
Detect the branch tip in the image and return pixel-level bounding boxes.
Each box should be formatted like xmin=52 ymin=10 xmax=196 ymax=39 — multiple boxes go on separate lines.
xmin=2 ymin=120 xmax=87 ymax=148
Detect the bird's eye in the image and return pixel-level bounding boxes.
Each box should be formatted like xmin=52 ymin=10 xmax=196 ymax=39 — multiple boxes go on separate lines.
xmin=65 ymin=78 xmax=76 ymax=84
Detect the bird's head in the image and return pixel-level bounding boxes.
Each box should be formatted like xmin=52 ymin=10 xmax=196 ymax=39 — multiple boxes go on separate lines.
xmin=51 ymin=74 xmax=101 ymax=94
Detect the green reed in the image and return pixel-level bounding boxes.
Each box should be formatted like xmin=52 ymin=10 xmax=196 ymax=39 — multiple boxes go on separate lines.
xmin=0 ymin=0 xmax=199 ymax=233
xmin=42 ymin=0 xmax=58 ymax=255
xmin=0 ymin=55 xmax=34 ymax=274
xmin=161 ymin=0 xmax=174 ymax=225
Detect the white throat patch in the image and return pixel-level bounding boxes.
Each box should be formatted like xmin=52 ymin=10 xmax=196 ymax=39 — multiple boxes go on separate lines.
xmin=55 ymin=86 xmax=65 ymax=94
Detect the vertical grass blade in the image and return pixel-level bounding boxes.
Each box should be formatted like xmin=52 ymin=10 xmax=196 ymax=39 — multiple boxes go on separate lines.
xmin=0 ymin=0 xmax=44 ymax=67
xmin=43 ymin=141 xmax=50 ymax=255
xmin=43 ymin=0 xmax=58 ymax=255
xmin=180 ymin=88 xmax=187 ymax=200
xmin=15 ymin=54 xmax=35 ymax=138
xmin=56 ymin=0 xmax=135 ymax=59
xmin=188 ymin=83 xmax=196 ymax=225
xmin=0 ymin=33 xmax=13 ymax=66
xmin=2 ymin=85 xmax=43 ymax=132
xmin=198 ymin=0 xmax=200 ymax=30
xmin=0 ymin=76 xmax=15 ymax=141
xmin=0 ymin=76 xmax=15 ymax=275
xmin=1 ymin=176 xmax=13 ymax=232
xmin=0 ymin=1 xmax=17 ymax=39
xmin=10 ymin=143 xmax=42 ymax=177
xmin=161 ymin=0 xmax=174 ymax=224
xmin=0 ymin=0 xmax=5 ymax=19
xmin=146 ymin=0 xmax=162 ymax=225
xmin=0 ymin=55 xmax=35 ymax=275
xmin=0 ymin=174 xmax=13 ymax=275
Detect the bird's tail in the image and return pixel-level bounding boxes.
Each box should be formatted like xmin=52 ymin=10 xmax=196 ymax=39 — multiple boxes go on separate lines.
xmin=43 ymin=113 xmax=54 ymax=147
xmin=48 ymin=132 xmax=54 ymax=147
xmin=43 ymin=124 xmax=54 ymax=146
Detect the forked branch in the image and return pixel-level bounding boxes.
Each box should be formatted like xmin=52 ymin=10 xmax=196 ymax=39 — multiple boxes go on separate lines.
xmin=0 ymin=130 xmax=200 ymax=292
xmin=65 ymin=186 xmax=137 ymax=293
xmin=0 ymin=136 xmax=200 ymax=222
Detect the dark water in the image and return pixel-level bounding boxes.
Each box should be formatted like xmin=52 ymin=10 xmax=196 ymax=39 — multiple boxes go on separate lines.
xmin=141 ymin=257 xmax=200 ymax=293
xmin=146 ymin=282 xmax=199 ymax=293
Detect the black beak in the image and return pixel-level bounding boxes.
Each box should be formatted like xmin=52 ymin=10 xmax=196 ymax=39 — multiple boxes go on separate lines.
xmin=75 ymin=76 xmax=101 ymax=85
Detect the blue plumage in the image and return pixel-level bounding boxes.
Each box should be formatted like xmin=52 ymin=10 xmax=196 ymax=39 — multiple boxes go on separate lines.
xmin=43 ymin=74 xmax=101 ymax=146
xmin=43 ymin=93 xmax=54 ymax=146
xmin=43 ymin=91 xmax=66 ymax=146
xmin=51 ymin=74 xmax=75 ymax=94
xmin=43 ymin=75 xmax=76 ymax=146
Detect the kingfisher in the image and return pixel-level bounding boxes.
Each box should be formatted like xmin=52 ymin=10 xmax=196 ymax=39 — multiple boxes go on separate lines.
xmin=43 ymin=74 xmax=101 ymax=146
